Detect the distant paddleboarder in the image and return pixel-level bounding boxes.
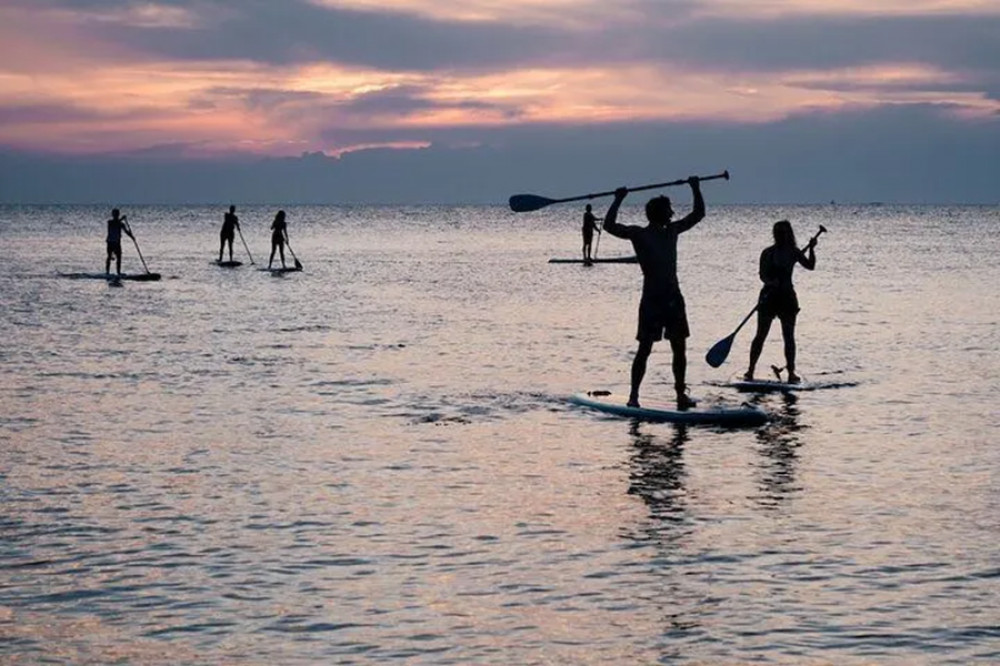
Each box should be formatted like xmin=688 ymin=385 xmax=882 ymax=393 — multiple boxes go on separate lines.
xmin=582 ymin=204 xmax=602 ymax=264
xmin=602 ymin=177 xmax=705 ymax=410
xmin=268 ymin=210 xmax=288 ymax=269
xmin=219 ymin=205 xmax=241 ymax=263
xmin=105 ymin=208 xmax=134 ymax=276
xmin=743 ymin=220 xmax=817 ymax=383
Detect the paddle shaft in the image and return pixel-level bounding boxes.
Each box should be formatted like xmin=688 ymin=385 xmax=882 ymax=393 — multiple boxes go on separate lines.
xmin=284 ymin=232 xmax=302 ymax=269
xmin=731 ymin=305 xmax=759 ymax=338
xmin=237 ymin=226 xmax=255 ymax=264
xmin=591 ymin=171 xmax=729 ymax=201
xmin=122 ymin=219 xmax=152 ymax=274
xmin=593 ymin=219 xmax=603 ymax=260
xmin=510 ymin=170 xmax=729 ymax=212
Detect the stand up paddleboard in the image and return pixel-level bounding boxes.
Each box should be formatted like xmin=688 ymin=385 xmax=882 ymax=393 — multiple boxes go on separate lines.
xmin=548 ymin=256 xmax=638 ymax=264
xmin=59 ymin=271 xmax=161 ymax=282
xmin=214 ymin=260 xmax=243 ymax=268
xmin=719 ymin=364 xmax=857 ymax=393
xmin=721 ymin=377 xmax=859 ymax=393
xmin=570 ymin=390 xmax=768 ymax=426
xmin=726 ymin=378 xmax=817 ymax=392
xmin=259 ymin=267 xmax=302 ymax=274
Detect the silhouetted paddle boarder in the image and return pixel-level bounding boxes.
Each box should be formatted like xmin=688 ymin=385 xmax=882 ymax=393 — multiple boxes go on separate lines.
xmin=602 ymin=177 xmax=705 ymax=410
xmin=268 ymin=210 xmax=287 ymax=269
xmin=582 ymin=204 xmax=603 ymax=264
xmin=219 ymin=205 xmax=241 ymax=262
xmin=743 ymin=220 xmax=817 ymax=383
xmin=105 ymin=208 xmax=134 ymax=276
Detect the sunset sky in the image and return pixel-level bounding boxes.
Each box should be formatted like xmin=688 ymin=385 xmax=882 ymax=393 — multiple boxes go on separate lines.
xmin=1 ymin=0 xmax=997 ymax=203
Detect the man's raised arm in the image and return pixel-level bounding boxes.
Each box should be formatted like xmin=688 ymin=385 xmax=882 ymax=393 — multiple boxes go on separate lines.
xmin=601 ymin=187 xmax=631 ymax=239
xmin=673 ymin=177 xmax=704 ymax=233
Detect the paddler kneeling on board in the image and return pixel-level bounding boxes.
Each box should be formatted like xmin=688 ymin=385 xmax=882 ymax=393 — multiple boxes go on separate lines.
xmin=105 ymin=208 xmax=134 ymax=276
xmin=743 ymin=220 xmax=817 ymax=383
xmin=602 ymin=177 xmax=704 ymax=410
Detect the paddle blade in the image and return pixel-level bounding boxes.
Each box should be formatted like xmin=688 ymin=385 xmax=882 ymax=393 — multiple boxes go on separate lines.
xmin=509 ymin=194 xmax=555 ymax=213
xmin=705 ymin=334 xmax=734 ymax=368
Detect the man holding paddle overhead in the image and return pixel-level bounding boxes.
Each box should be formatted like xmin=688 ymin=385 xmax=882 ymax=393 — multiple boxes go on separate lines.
xmin=602 ymin=177 xmax=704 ymax=410
xmin=105 ymin=208 xmax=134 ymax=276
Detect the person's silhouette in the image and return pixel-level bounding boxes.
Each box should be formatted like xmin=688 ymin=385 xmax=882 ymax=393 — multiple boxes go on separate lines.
xmin=744 ymin=220 xmax=817 ymax=383
xmin=268 ymin=210 xmax=287 ymax=269
xmin=219 ymin=205 xmax=240 ymax=262
xmin=105 ymin=208 xmax=134 ymax=276
xmin=602 ymin=177 xmax=705 ymax=409
xmin=582 ymin=204 xmax=602 ymax=264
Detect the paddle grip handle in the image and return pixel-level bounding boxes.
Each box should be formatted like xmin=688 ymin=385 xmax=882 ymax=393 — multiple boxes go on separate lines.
xmin=805 ymin=226 xmax=826 ymax=249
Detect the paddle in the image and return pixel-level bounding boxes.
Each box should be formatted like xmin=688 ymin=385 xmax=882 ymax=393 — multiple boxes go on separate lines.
xmin=704 ymin=225 xmax=827 ymax=369
xmin=284 ymin=232 xmax=303 ymax=270
xmin=705 ymin=306 xmax=758 ymax=369
xmin=237 ymin=226 xmax=255 ymax=264
xmin=509 ymin=170 xmax=729 ymax=213
xmin=123 ymin=217 xmax=153 ymax=275
xmin=592 ymin=219 xmax=603 ymax=262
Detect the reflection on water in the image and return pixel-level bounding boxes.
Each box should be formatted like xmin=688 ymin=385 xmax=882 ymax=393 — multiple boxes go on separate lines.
xmin=750 ymin=393 xmax=805 ymax=508
xmin=626 ymin=422 xmax=690 ymax=541
xmin=622 ymin=422 xmax=703 ymax=659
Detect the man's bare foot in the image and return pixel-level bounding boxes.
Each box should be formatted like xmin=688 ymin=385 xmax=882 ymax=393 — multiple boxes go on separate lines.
xmin=676 ymin=392 xmax=697 ymax=411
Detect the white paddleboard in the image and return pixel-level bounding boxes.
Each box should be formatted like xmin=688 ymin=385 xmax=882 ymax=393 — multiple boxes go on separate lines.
xmin=569 ymin=390 xmax=768 ymax=426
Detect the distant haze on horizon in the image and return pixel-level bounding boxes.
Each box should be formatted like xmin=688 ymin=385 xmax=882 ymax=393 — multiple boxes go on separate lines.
xmin=1 ymin=0 xmax=998 ymax=204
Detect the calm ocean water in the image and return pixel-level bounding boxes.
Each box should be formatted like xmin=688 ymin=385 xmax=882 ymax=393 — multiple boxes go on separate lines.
xmin=1 ymin=202 xmax=998 ymax=664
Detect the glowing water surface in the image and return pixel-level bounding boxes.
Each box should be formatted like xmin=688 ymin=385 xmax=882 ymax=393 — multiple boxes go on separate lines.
xmin=2 ymin=203 xmax=998 ymax=664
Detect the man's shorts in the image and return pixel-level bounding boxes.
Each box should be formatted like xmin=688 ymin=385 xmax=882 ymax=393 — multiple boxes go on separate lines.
xmin=106 ymin=241 xmax=122 ymax=258
xmin=637 ymin=291 xmax=689 ymax=342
